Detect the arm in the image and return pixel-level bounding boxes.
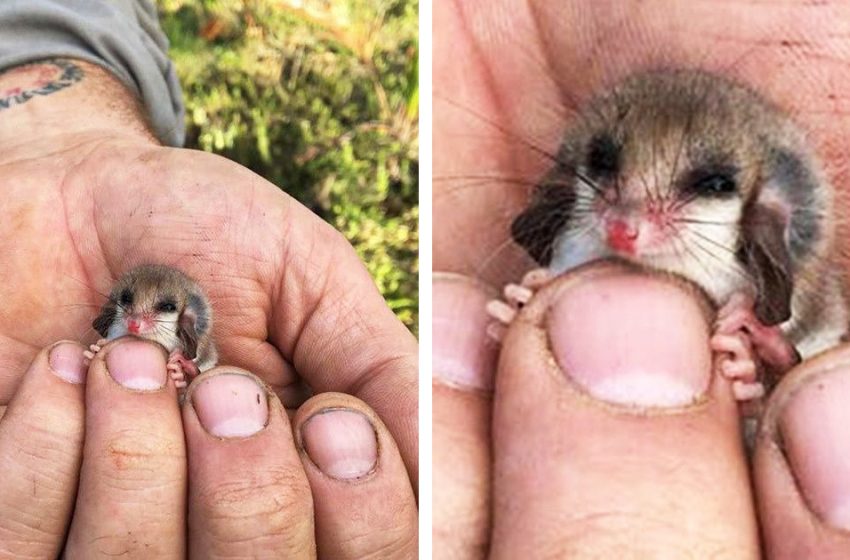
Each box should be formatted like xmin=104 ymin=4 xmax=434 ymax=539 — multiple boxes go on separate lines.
xmin=0 ymin=58 xmax=156 ymax=158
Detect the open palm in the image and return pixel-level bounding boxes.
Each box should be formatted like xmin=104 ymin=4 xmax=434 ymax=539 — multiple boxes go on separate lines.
xmin=0 ymin=135 xmax=418 ymax=480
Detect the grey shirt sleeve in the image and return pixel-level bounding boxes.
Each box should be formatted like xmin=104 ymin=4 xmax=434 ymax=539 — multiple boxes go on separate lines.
xmin=0 ymin=0 xmax=185 ymax=146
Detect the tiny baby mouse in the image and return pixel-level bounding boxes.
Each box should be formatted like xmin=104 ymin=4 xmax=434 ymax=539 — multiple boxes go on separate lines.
xmin=489 ymin=69 xmax=848 ymax=401
xmin=85 ymin=264 xmax=218 ymax=389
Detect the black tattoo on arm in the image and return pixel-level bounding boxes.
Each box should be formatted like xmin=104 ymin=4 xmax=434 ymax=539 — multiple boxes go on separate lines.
xmin=0 ymin=59 xmax=83 ymax=111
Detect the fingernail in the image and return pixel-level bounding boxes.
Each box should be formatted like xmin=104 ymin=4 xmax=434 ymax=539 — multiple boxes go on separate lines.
xmin=105 ymin=339 xmax=167 ymax=391
xmin=549 ymin=271 xmax=711 ymax=407
xmin=433 ymin=274 xmax=498 ymax=391
xmin=301 ymin=409 xmax=378 ymax=479
xmin=780 ymin=368 xmax=850 ymax=531
xmin=49 ymin=342 xmax=86 ymax=384
xmin=192 ymin=373 xmax=268 ymax=438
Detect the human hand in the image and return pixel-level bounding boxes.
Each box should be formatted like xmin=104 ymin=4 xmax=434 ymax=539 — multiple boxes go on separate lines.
xmin=435 ymin=263 xmax=850 ymax=558
xmin=0 ymin=337 xmax=417 ymax=558
xmin=435 ymin=1 xmax=850 ymax=557
xmin=0 ymin=59 xmax=417 ymax=557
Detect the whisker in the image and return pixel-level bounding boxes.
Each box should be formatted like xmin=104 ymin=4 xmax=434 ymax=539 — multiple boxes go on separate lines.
xmin=672 ymin=218 xmax=738 ymax=227
xmin=687 ymin=229 xmax=739 ymax=258
xmin=437 ymin=96 xmax=607 ymax=199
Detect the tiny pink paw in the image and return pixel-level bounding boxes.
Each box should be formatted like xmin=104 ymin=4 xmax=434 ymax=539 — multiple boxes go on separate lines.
xmin=710 ymin=330 xmax=765 ymax=403
xmin=167 ymin=350 xmax=201 ymax=388
xmin=715 ymin=292 xmax=800 ymax=377
xmin=712 ymin=291 xmax=800 ymax=410
xmin=83 ymin=338 xmax=109 ymax=364
xmin=485 ymin=268 xmax=552 ymax=342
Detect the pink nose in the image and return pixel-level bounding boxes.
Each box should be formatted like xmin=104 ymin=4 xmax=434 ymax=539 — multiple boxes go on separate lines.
xmin=127 ymin=318 xmax=141 ymax=334
xmin=606 ymin=219 xmax=638 ymax=253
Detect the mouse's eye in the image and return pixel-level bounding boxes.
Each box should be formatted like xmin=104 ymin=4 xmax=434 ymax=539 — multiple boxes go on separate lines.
xmin=690 ymin=172 xmax=737 ymax=196
xmin=156 ymin=300 xmax=178 ymax=313
xmin=586 ymin=133 xmax=620 ymax=177
xmin=119 ymin=289 xmax=133 ymax=307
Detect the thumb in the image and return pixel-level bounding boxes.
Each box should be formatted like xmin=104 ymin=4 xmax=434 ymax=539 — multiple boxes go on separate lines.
xmin=491 ymin=261 xmax=759 ymax=558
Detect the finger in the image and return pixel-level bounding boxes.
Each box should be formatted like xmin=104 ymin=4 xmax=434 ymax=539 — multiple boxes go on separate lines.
xmin=492 ymin=261 xmax=759 ymax=557
xmin=65 ymin=337 xmax=186 ymax=559
xmin=117 ymin=149 xmax=419 ymax=490
xmin=754 ymin=344 xmax=850 ymax=559
xmin=294 ymin=392 xmax=417 ymax=559
xmin=183 ymin=368 xmax=315 ymax=558
xmin=267 ymin=202 xmax=419 ymax=488
xmin=432 ymin=273 xmax=497 ymax=559
xmin=0 ymin=342 xmax=86 ymax=558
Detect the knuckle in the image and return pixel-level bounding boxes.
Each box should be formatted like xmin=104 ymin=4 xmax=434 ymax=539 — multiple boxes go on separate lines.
xmin=93 ymin=428 xmax=185 ymax=488
xmin=328 ymin=494 xmax=418 ymax=559
xmin=195 ymin=465 xmax=314 ymax=548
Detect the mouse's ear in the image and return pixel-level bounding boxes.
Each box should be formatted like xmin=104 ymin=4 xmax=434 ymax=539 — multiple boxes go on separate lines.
xmin=739 ymin=147 xmax=824 ymax=325
xmin=511 ymin=179 xmax=575 ymax=265
xmin=738 ymin=202 xmax=793 ymax=325
xmin=178 ymin=309 xmax=199 ymax=360
xmin=92 ymin=302 xmax=116 ymax=337
xmin=178 ymin=293 xmax=210 ymax=360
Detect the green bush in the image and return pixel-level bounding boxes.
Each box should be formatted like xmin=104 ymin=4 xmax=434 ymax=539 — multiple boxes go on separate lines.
xmin=155 ymin=0 xmax=418 ymax=332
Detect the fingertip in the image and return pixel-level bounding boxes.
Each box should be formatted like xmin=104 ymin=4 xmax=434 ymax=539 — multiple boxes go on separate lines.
xmin=433 ymin=272 xmax=499 ymax=392
xmin=293 ymin=392 xmax=386 ymax=471
xmin=48 ymin=340 xmax=87 ymax=384
xmin=0 ymin=342 xmax=87 ymax=558
xmin=300 ymin=408 xmax=378 ymax=480
xmin=754 ymin=346 xmax=850 ymax=556
xmin=181 ymin=366 xmax=314 ymax=558
xmin=188 ymin=369 xmax=269 ymax=438
xmin=104 ymin=337 xmax=168 ymax=391
xmin=546 ymin=263 xmax=712 ymax=408
xmin=491 ymin=261 xmax=757 ymax=557
xmin=293 ymin=393 xmax=417 ymax=559
xmin=778 ymin=363 xmax=850 ymax=531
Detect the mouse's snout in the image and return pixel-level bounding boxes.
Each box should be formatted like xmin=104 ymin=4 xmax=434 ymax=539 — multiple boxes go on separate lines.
xmin=605 ymin=218 xmax=639 ymax=254
xmin=125 ymin=314 xmax=157 ymax=335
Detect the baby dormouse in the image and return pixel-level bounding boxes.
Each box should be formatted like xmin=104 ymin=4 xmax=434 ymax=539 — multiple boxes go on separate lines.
xmin=86 ymin=264 xmax=218 ymax=389
xmin=493 ymin=69 xmax=848 ymax=400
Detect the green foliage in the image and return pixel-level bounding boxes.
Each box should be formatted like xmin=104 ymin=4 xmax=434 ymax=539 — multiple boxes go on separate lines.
xmin=155 ymin=0 xmax=419 ymax=332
